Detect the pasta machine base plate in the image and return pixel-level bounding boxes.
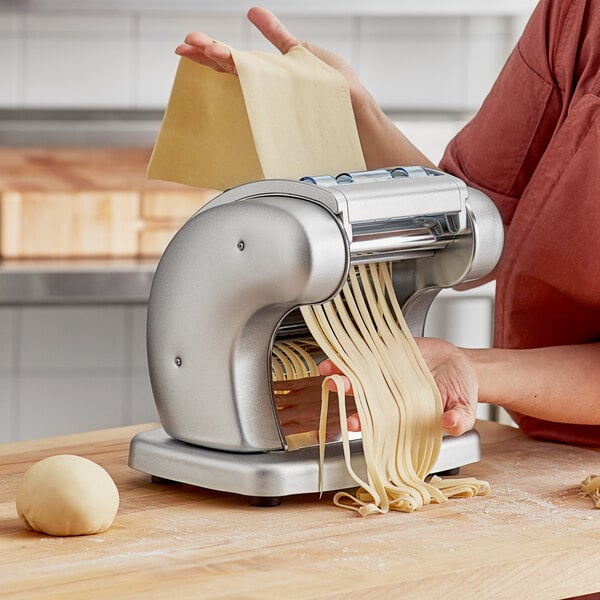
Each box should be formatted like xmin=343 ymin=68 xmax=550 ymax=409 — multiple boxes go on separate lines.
xmin=129 ymin=427 xmax=481 ymax=500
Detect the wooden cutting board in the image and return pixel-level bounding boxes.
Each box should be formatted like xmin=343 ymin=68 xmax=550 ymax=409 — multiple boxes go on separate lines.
xmin=1 ymin=420 xmax=599 ymax=599
xmin=0 ymin=148 xmax=217 ymax=258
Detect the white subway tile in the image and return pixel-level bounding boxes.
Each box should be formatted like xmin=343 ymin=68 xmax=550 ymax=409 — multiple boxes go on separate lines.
xmin=130 ymin=306 xmax=148 ymax=369
xmin=0 ymin=308 xmax=17 ymax=370
xmin=25 ymin=13 xmax=132 ymax=35
xmin=361 ymin=16 xmax=461 ymax=38
xmin=19 ymin=306 xmax=127 ymax=370
xmin=130 ymin=370 xmax=158 ymax=424
xmin=0 ymin=14 xmax=21 ymax=106
xmin=508 ymin=14 xmax=531 ymax=48
xmin=140 ymin=14 xmax=245 ymax=38
xmin=425 ymin=296 xmax=494 ymax=348
xmin=0 ymin=12 xmax=20 ymax=33
xmin=23 ymin=13 xmax=133 ymax=107
xmin=464 ymin=16 xmax=512 ymax=109
xmin=19 ymin=374 xmax=125 ymax=440
xmin=136 ymin=39 xmax=180 ymax=107
xmin=0 ymin=375 xmax=11 ymax=443
xmin=357 ymin=16 xmax=463 ymax=110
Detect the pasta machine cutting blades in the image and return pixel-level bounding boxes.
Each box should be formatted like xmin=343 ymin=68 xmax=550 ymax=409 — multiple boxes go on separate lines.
xmin=129 ymin=166 xmax=503 ymax=505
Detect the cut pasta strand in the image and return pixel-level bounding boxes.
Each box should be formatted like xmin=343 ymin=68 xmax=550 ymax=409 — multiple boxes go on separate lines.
xmin=301 ymin=262 xmax=489 ymax=516
xmin=581 ymin=474 xmax=600 ymax=508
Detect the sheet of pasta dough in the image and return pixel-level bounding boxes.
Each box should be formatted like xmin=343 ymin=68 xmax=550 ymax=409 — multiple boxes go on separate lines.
xmin=147 ymin=46 xmax=366 ymax=190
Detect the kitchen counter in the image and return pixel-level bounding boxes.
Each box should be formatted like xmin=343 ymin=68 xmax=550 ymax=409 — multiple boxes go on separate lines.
xmin=0 ymin=259 xmax=155 ymax=305
xmin=1 ymin=420 xmax=598 ymax=598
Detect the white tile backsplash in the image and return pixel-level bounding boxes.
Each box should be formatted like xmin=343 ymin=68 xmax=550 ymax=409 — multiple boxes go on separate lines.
xmin=425 ymin=295 xmax=494 ymax=348
xmin=0 ymin=9 xmax=534 ymax=111
xmin=23 ymin=14 xmax=134 ymax=107
xmin=357 ymin=17 xmax=464 ymax=110
xmin=0 ymin=14 xmax=21 ymax=106
xmin=130 ymin=369 xmax=157 ymax=424
xmin=0 ymin=308 xmax=17 ymax=370
xmin=24 ymin=13 xmax=133 ymax=35
xmin=3 ymin=305 xmax=158 ymax=441
xmin=463 ymin=17 xmax=512 ymax=109
xmin=19 ymin=306 xmax=127 ymax=370
xmin=130 ymin=306 xmax=148 ymax=369
xmin=0 ymin=374 xmax=11 ymax=443
xmin=19 ymin=373 xmax=125 ymax=440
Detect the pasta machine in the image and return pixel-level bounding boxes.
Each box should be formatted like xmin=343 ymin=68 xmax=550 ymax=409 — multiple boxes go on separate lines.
xmin=129 ymin=166 xmax=503 ymax=504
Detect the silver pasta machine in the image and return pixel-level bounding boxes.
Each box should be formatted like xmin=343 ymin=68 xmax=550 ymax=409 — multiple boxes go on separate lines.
xmin=129 ymin=166 xmax=503 ymax=505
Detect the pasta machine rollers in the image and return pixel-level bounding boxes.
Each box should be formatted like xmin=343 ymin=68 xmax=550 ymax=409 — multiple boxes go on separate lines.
xmin=129 ymin=167 xmax=504 ymax=505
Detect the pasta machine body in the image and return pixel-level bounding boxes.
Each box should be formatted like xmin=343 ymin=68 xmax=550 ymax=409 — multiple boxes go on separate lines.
xmin=129 ymin=167 xmax=504 ymax=502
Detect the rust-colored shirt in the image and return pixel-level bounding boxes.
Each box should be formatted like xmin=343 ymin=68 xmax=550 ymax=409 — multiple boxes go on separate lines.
xmin=440 ymin=0 xmax=600 ymax=446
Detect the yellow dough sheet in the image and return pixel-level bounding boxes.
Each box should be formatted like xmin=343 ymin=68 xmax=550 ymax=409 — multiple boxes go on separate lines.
xmin=147 ymin=46 xmax=366 ymax=191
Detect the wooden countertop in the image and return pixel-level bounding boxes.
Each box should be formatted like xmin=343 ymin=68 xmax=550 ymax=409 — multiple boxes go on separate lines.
xmin=0 ymin=147 xmax=187 ymax=192
xmin=1 ymin=421 xmax=599 ymax=599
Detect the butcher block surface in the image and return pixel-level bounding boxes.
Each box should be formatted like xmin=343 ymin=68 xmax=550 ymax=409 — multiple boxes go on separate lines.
xmin=0 ymin=148 xmax=216 ymax=258
xmin=0 ymin=420 xmax=599 ymax=599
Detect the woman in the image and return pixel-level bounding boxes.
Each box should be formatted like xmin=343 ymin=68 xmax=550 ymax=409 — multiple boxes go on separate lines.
xmin=175 ymin=1 xmax=600 ymax=446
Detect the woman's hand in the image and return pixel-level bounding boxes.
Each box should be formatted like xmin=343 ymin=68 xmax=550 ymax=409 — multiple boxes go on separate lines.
xmin=414 ymin=338 xmax=478 ymax=436
xmin=175 ymin=6 xmax=370 ymax=113
xmin=320 ymin=337 xmax=478 ymax=437
xmin=175 ymin=6 xmax=434 ymax=176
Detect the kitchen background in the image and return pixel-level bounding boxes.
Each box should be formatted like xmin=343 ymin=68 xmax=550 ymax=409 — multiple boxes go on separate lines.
xmin=0 ymin=0 xmax=537 ymax=443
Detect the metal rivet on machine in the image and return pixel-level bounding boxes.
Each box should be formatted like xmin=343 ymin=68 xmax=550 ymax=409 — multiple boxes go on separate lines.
xmin=237 ymin=241 xmax=245 ymax=251
xmin=175 ymin=357 xmax=182 ymax=367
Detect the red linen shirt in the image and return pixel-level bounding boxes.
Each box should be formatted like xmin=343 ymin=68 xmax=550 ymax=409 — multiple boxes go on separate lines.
xmin=440 ymin=0 xmax=600 ymax=446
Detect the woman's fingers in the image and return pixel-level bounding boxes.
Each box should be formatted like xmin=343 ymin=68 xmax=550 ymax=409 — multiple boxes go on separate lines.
xmin=174 ymin=7 xmax=302 ymax=77
xmin=183 ymin=31 xmax=213 ymax=50
xmin=318 ymin=359 xmax=341 ymax=376
xmin=247 ymin=6 xmax=301 ymax=54
xmin=441 ymin=407 xmax=476 ymax=437
xmin=347 ymin=413 xmax=361 ymax=432
xmin=318 ymin=360 xmax=353 ymax=394
xmin=175 ymin=33 xmax=236 ymax=73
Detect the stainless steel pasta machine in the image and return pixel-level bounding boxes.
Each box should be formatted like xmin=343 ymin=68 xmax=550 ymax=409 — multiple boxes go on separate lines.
xmin=129 ymin=166 xmax=504 ymax=504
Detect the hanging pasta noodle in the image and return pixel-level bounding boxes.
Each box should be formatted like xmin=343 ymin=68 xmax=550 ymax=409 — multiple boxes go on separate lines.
xmin=301 ymin=262 xmax=489 ymax=516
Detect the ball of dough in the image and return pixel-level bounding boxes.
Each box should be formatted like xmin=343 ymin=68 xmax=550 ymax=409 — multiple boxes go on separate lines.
xmin=16 ymin=454 xmax=119 ymax=536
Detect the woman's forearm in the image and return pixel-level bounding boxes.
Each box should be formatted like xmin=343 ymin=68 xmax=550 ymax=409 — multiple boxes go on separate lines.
xmin=352 ymin=90 xmax=437 ymax=170
xmin=463 ymin=343 xmax=600 ymax=424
